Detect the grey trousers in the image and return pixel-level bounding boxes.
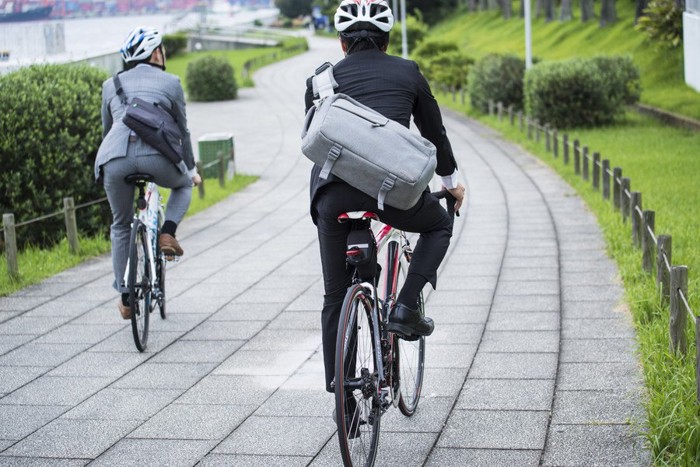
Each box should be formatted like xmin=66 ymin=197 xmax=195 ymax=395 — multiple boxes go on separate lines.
xmin=103 ymin=153 xmax=193 ymax=293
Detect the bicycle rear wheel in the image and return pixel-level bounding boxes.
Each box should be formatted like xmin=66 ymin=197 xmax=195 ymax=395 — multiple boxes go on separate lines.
xmin=335 ymin=283 xmax=381 ymax=467
xmin=396 ymin=252 xmax=425 ymax=417
xmin=128 ymin=220 xmax=151 ymax=352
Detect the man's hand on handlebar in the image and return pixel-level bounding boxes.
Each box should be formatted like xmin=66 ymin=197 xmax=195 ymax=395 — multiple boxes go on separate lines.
xmin=446 ymin=183 xmax=466 ymax=214
xmin=192 ymin=173 xmax=202 ymax=186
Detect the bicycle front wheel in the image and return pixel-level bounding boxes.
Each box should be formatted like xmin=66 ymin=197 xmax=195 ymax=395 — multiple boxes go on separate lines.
xmin=128 ymin=220 xmax=151 ymax=352
xmin=396 ymin=252 xmax=425 ymax=417
xmin=335 ymin=283 xmax=381 ymax=467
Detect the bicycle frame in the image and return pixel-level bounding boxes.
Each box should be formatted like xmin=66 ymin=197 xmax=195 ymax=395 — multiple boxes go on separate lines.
xmin=123 ymin=182 xmax=162 ymax=289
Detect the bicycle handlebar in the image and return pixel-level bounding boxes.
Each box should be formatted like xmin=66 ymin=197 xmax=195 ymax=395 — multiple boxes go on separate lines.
xmin=433 ymin=189 xmax=460 ymax=219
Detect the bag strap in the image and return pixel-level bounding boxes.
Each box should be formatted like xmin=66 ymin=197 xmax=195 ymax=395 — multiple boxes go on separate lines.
xmin=112 ymin=74 xmax=128 ymax=106
xmin=376 ymin=175 xmax=397 ymax=211
xmin=312 ymin=62 xmax=338 ymax=99
xmin=112 ymin=73 xmax=179 ymax=123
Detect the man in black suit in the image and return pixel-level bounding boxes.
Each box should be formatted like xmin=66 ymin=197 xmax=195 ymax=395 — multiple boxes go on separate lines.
xmin=305 ymin=0 xmax=466 ymax=393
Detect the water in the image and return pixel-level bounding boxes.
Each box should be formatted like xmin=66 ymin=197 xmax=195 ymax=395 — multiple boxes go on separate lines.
xmin=0 ymin=8 xmax=279 ymax=62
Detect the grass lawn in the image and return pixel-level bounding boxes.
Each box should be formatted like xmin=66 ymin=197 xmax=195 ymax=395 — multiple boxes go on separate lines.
xmin=430 ymin=3 xmax=700 ymax=120
xmin=436 ymin=89 xmax=700 ymax=463
xmin=0 ymin=174 xmax=257 ymax=297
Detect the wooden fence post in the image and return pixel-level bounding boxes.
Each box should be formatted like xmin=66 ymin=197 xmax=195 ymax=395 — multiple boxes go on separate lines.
xmin=574 ymin=140 xmax=581 ymax=175
xmin=563 ymin=134 xmax=569 ymax=164
xmin=602 ymin=160 xmax=611 ymax=200
xmin=508 ymin=105 xmax=514 ymax=125
xmin=196 ymin=161 xmax=205 ymax=199
xmin=669 ymin=265 xmax=688 ymax=354
xmin=620 ymin=178 xmax=630 ymax=223
xmin=497 ymin=101 xmax=503 ymax=122
xmin=642 ymin=210 xmax=655 ymax=273
xmin=3 ymin=213 xmax=18 ymax=278
xmin=545 ymin=124 xmax=551 ymax=152
xmin=593 ymin=152 xmax=601 ymax=190
xmin=527 ymin=117 xmax=532 ymax=139
xmin=553 ymin=129 xmax=558 ymax=158
xmin=535 ymin=119 xmax=541 ymax=143
xmin=657 ymin=235 xmax=672 ymax=300
xmin=518 ymin=111 xmax=523 ymax=132
xmin=631 ymin=192 xmax=642 ymax=247
xmin=218 ymin=153 xmax=226 ymax=188
xmin=582 ymin=146 xmax=589 ymax=181
xmin=63 ymin=197 xmax=79 ymax=254
xmin=612 ymin=167 xmax=622 ymax=210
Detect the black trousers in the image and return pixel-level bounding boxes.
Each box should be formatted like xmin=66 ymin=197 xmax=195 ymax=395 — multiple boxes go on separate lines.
xmin=314 ymin=182 xmax=453 ymax=392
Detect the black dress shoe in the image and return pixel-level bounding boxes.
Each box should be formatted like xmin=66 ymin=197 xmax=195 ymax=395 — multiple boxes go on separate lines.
xmin=385 ymin=302 xmax=434 ymax=338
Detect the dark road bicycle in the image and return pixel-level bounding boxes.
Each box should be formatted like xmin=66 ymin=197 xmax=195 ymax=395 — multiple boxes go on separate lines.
xmin=334 ymin=191 xmax=456 ymax=467
xmin=124 ymin=174 xmax=168 ymax=352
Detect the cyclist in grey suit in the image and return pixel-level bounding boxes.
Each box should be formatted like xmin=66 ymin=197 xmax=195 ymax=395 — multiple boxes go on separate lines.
xmin=95 ymin=26 xmax=201 ymax=320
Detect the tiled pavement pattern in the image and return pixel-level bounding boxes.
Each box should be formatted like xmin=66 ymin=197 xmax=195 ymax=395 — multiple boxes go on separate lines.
xmin=0 ymin=35 xmax=649 ymax=465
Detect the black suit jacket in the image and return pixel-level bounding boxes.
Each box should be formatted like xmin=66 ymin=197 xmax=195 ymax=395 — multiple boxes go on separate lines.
xmin=304 ymin=49 xmax=457 ymax=217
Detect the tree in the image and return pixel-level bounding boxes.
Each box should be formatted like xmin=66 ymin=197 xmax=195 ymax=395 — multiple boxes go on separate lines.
xmin=599 ymin=0 xmax=617 ymax=26
xmin=544 ymin=0 xmax=555 ymax=20
xmin=501 ymin=0 xmax=513 ymax=18
xmin=560 ymin=0 xmax=573 ymax=20
xmin=275 ymin=0 xmax=312 ymax=18
xmin=581 ymin=0 xmax=595 ymax=21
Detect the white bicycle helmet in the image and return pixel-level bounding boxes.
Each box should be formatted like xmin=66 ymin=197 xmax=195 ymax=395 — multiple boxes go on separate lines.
xmin=120 ymin=26 xmax=162 ymax=63
xmin=334 ymin=0 xmax=394 ymax=33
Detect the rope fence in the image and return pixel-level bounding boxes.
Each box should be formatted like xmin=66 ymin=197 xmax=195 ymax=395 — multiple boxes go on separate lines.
xmin=488 ymin=99 xmax=700 ymax=402
xmin=3 ymin=152 xmax=233 ymax=280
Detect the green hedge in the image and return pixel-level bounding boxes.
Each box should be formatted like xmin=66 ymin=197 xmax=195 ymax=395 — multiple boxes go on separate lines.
xmin=0 ymin=64 xmax=110 ymax=247
xmin=524 ymin=56 xmax=641 ymax=128
xmin=186 ymin=55 xmax=238 ymax=102
xmin=162 ymin=32 xmax=188 ymax=58
xmin=469 ymin=53 xmax=526 ymax=114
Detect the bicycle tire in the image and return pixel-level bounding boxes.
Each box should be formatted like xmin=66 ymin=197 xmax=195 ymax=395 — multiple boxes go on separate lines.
xmin=396 ymin=252 xmax=425 ymax=417
xmin=157 ymin=254 xmax=166 ymax=319
xmin=335 ymin=283 xmax=381 ymax=467
xmin=128 ymin=220 xmax=150 ymax=352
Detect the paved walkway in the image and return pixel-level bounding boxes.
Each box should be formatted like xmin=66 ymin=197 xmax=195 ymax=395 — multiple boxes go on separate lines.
xmin=0 ymin=36 xmax=650 ymax=466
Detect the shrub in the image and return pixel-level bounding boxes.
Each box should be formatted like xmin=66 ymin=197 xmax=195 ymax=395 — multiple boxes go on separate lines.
xmin=186 ymin=56 xmax=237 ymax=102
xmin=0 ymin=64 xmax=111 ymax=248
xmin=590 ymin=55 xmax=642 ymax=106
xmin=636 ymin=0 xmax=684 ymax=48
xmin=388 ymin=14 xmax=428 ymax=55
xmin=469 ymin=53 xmax=526 ymax=113
xmin=524 ymin=59 xmax=617 ymax=128
xmin=424 ymin=50 xmax=474 ymax=91
xmin=413 ymin=40 xmax=459 ymax=80
xmin=162 ymin=32 xmax=188 ymax=58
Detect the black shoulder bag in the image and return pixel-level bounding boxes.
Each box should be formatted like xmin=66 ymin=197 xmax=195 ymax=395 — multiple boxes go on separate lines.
xmin=112 ymin=73 xmax=186 ymax=172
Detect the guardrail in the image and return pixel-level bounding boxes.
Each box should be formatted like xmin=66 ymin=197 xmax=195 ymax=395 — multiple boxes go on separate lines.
xmin=241 ymin=42 xmax=308 ymax=80
xmin=487 ymin=99 xmax=699 ymax=401
xmin=2 ymin=153 xmax=231 ymax=280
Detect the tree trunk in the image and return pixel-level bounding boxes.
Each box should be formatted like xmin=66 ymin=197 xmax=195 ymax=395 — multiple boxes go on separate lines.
xmin=560 ymin=0 xmax=573 ymax=20
xmin=480 ymin=0 xmax=489 ymax=10
xmin=469 ymin=0 xmax=479 ymax=12
xmin=520 ymin=0 xmax=525 ymax=17
xmin=599 ymin=0 xmax=617 ymax=26
xmin=581 ymin=0 xmax=595 ymax=21
xmin=502 ymin=0 xmax=513 ymax=18
xmin=535 ymin=0 xmax=544 ymax=17
xmin=544 ymin=0 xmax=555 ymax=21
xmin=634 ymin=0 xmax=648 ymax=23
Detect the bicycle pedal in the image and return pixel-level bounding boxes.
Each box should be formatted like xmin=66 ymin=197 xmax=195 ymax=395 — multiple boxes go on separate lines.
xmin=162 ymin=254 xmax=180 ymax=263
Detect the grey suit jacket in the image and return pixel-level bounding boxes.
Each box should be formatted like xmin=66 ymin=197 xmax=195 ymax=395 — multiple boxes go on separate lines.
xmin=94 ymin=63 xmax=195 ymax=182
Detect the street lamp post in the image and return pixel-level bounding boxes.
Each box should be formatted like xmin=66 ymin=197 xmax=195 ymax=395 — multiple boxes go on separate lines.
xmin=524 ymin=0 xmax=532 ymax=69
xmin=400 ymin=0 xmax=408 ymax=58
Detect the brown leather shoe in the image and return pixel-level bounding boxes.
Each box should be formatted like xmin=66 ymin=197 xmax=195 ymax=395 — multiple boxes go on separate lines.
xmin=159 ymin=233 xmax=183 ymax=256
xmin=118 ymin=300 xmax=131 ymax=320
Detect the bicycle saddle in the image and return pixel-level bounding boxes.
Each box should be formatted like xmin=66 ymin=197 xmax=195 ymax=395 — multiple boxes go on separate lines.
xmin=124 ymin=173 xmax=155 ymax=184
xmin=337 ymin=211 xmax=379 ymax=223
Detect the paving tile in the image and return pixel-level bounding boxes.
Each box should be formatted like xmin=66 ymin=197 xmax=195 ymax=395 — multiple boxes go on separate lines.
xmin=457 ymin=379 xmax=554 ymax=411
xmin=491 ymin=295 xmax=560 ymax=313
xmin=423 ymin=344 xmax=477 ymax=369
xmin=267 ymin=311 xmax=320 ymax=330
xmin=150 ymin=339 xmax=245 ymax=363
xmin=499 ymin=268 xmax=558 ymax=282
xmin=2 ymin=419 xmax=139 ymax=459
xmin=34 ymin=324 xmax=123 ymax=345
xmin=0 ymin=297 xmax=51 ymax=312
xmin=210 ymin=303 xmax=286 ymax=321
xmin=562 ymin=318 xmax=636 ymax=339
xmin=543 ymin=424 xmax=650 ymax=466
xmin=241 ymin=329 xmax=320 ymax=351
xmin=372 ymin=432 xmax=438 ymax=466
xmin=254 ymin=389 xmax=332 ymax=418
xmin=562 ymin=285 xmax=622 ymax=302
xmin=0 ymin=405 xmax=67 ymax=439
xmin=0 ymin=376 xmax=113 ymax=406
xmin=177 ymin=375 xmax=286 ymax=405
xmin=381 ymin=396 xmax=453 ymax=433
xmin=88 ymin=330 xmax=183 ymax=353
xmin=561 ymin=338 xmax=639 ymax=363
xmin=430 ymin=305 xmax=489 ymax=324
xmin=0 ymin=366 xmax=50 ymax=393
xmin=479 ymin=331 xmax=559 ymax=353
xmin=558 ymin=363 xmax=644 ymax=391
xmin=421 ymin=368 xmax=468 ymax=398
xmin=438 ymin=410 xmax=549 ymax=449
xmin=111 ymin=362 xmax=217 ymax=389
xmin=0 ymin=334 xmax=34 ymax=355
xmin=486 ymin=312 xmax=559 ymax=331
xmin=552 ymin=390 xmax=646 ymax=425
xmin=214 ymin=350 xmax=311 ymax=376
xmin=62 ymin=388 xmax=182 ymax=421
xmin=497 ymin=280 xmax=559 ymax=295
xmin=0 ymin=316 xmax=71 ymax=336
xmin=214 ymin=415 xmax=335 ymax=456
xmin=181 ymin=320 xmax=266 ymax=341
xmin=428 ymin=290 xmax=494 ymax=307
xmin=200 ymin=454 xmax=312 ymax=466
xmin=426 ymin=448 xmax=540 ymax=466
xmin=0 ymin=343 xmax=90 ymax=368
xmin=0 ymin=456 xmax=89 ymax=466
xmin=90 ymin=439 xmax=217 ymax=466
xmin=470 ymin=353 xmax=558 ymax=379
xmin=48 ymin=352 xmax=145 ymax=378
